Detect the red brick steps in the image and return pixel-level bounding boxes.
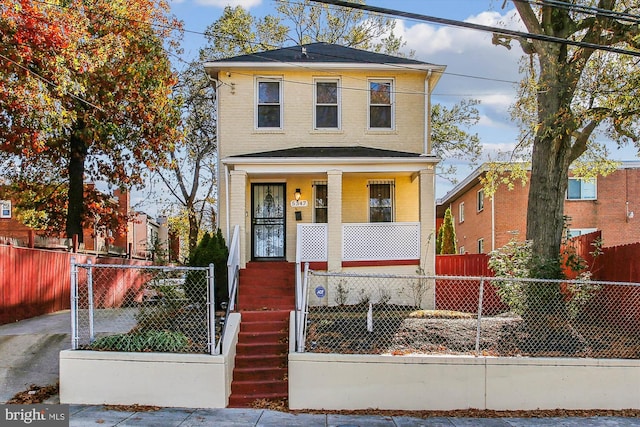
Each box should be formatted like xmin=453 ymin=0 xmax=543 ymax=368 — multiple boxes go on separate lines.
xmin=228 ymin=262 xmax=295 ymax=408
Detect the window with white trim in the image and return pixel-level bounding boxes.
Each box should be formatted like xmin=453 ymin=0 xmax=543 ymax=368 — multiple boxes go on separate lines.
xmin=567 ymin=178 xmax=596 ymax=200
xmin=477 ymin=238 xmax=484 ymax=254
xmin=368 ymin=79 xmax=393 ymax=129
xmin=459 ymin=246 xmax=465 ymax=254
xmin=256 ymin=78 xmax=282 ymax=129
xmin=314 ymin=80 xmax=339 ymax=129
xmin=477 ymin=189 xmax=484 ymax=212
xmin=0 ymin=200 xmax=10 ymax=218
xmin=369 ymin=180 xmax=394 ymax=222
xmin=314 ymin=182 xmax=328 ymax=223
xmin=459 ymin=201 xmax=465 ymax=223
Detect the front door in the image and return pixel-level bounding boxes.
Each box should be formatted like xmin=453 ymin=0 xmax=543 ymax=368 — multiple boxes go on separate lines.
xmin=251 ymin=183 xmax=285 ymax=259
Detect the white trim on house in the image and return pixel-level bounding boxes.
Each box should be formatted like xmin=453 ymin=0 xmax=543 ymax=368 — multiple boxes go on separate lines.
xmin=222 ymin=157 xmax=439 ymax=175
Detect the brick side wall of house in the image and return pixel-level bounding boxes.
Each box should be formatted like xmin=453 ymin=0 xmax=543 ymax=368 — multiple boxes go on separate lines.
xmin=0 ymin=216 xmax=32 ymax=242
xmin=493 ymin=180 xmax=529 ymax=249
xmin=443 ymin=181 xmax=498 ymax=254
xmin=438 ymin=167 xmax=640 ymax=252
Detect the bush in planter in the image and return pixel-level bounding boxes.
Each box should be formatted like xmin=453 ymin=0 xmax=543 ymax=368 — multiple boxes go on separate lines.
xmin=185 ymin=229 xmax=228 ymax=309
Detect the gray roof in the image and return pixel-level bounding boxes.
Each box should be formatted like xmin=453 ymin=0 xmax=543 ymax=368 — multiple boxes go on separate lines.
xmin=206 ymin=42 xmax=441 ymax=67
xmin=230 ymin=146 xmax=428 ymax=158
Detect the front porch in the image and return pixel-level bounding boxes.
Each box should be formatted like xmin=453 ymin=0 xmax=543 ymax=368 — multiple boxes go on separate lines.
xmin=221 ymin=147 xmax=439 ymax=271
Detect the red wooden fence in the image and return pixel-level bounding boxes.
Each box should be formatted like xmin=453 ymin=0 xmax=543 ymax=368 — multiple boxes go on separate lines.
xmin=0 ymin=244 xmax=150 ymax=325
xmin=435 ymin=235 xmax=640 ymax=322
xmin=435 ymin=254 xmax=507 ymax=315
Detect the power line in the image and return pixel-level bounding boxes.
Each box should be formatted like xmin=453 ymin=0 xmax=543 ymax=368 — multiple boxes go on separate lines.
xmin=0 ymin=53 xmax=105 ymax=113
xmin=521 ymin=0 xmax=640 ymax=25
xmin=309 ymin=0 xmax=640 ymax=57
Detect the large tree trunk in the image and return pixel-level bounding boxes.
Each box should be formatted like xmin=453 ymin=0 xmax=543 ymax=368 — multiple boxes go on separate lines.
xmin=66 ymin=124 xmax=87 ymax=243
xmin=525 ymin=137 xmax=571 ymax=265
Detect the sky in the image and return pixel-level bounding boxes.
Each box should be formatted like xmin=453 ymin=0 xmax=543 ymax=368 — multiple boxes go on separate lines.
xmin=149 ymin=0 xmax=638 ymax=212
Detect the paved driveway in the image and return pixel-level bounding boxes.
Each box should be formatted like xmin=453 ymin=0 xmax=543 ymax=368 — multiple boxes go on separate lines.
xmin=0 ymin=310 xmax=71 ymax=403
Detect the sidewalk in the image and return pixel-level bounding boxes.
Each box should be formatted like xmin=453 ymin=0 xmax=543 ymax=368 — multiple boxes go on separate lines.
xmin=67 ymin=405 xmax=640 ymax=427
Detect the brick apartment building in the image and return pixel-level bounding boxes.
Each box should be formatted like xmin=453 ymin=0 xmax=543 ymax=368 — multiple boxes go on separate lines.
xmin=436 ymin=161 xmax=640 ymax=253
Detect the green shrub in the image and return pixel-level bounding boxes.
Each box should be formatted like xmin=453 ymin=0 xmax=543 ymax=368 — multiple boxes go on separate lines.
xmin=185 ymin=229 xmax=228 ymax=308
xmin=89 ymin=330 xmax=190 ymax=353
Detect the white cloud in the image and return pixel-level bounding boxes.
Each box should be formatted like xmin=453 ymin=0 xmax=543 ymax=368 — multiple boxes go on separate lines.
xmin=194 ymin=0 xmax=262 ymax=8
xmin=392 ymin=8 xmax=528 ymax=150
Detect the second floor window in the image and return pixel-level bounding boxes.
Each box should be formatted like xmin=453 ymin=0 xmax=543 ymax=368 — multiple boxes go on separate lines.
xmin=257 ymin=78 xmax=282 ymax=128
xmin=567 ymin=177 xmax=596 ymax=200
xmin=0 ymin=200 xmax=10 ymax=218
xmin=315 ymin=80 xmax=339 ymax=129
xmin=368 ymin=79 xmax=393 ymax=129
xmin=459 ymin=201 xmax=465 ymax=223
xmin=477 ymin=189 xmax=484 ymax=212
xmin=369 ymin=181 xmax=394 ymax=222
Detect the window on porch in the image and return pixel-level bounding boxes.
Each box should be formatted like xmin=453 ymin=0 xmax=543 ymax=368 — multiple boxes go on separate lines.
xmin=314 ymin=182 xmax=327 ymax=223
xmin=368 ymin=181 xmax=394 ymax=222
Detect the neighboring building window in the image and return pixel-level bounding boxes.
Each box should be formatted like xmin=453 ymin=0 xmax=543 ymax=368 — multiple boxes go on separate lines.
xmin=567 ymin=178 xmax=596 ymax=200
xmin=478 ymin=238 xmax=484 ymax=254
xmin=314 ymin=182 xmax=328 ymax=223
xmin=315 ymin=80 xmax=339 ymax=129
xmin=368 ymin=79 xmax=393 ymax=129
xmin=459 ymin=246 xmax=465 ymax=254
xmin=0 ymin=200 xmax=10 ymax=218
xmin=459 ymin=202 xmax=465 ymax=223
xmin=256 ymin=78 xmax=282 ymax=128
xmin=477 ymin=189 xmax=484 ymax=212
xmin=369 ymin=181 xmax=394 ymax=222
xmin=567 ymin=228 xmax=598 ymax=238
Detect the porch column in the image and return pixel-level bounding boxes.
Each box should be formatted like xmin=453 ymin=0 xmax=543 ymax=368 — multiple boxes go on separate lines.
xmin=327 ymin=170 xmax=343 ymax=271
xmin=419 ymin=167 xmax=436 ymax=274
xmin=229 ymin=170 xmax=248 ymax=268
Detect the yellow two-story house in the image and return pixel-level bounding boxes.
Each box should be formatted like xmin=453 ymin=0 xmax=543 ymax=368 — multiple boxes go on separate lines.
xmin=205 ymin=42 xmax=445 ymax=406
xmin=206 ymin=42 xmax=443 ymax=306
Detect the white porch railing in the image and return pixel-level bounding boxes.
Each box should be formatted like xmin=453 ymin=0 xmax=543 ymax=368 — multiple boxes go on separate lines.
xmin=296 ymin=222 xmax=421 ymax=263
xmin=342 ymin=222 xmax=421 ymax=261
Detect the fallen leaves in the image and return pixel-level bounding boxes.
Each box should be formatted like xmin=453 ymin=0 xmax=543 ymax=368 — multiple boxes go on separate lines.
xmin=7 ymin=383 xmax=59 ymax=404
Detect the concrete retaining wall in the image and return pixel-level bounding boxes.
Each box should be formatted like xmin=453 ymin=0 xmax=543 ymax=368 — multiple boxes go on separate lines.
xmin=288 ymin=351 xmax=640 ymax=410
xmin=59 ymin=313 xmax=241 ymax=408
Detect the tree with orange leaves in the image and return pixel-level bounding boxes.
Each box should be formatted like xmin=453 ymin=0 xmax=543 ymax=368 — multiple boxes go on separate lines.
xmin=0 ymin=0 xmax=181 ymax=242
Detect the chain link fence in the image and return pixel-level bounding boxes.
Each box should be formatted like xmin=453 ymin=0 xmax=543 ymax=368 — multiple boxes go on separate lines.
xmin=71 ymin=260 xmax=218 ymax=354
xmin=299 ymin=270 xmax=640 ymax=359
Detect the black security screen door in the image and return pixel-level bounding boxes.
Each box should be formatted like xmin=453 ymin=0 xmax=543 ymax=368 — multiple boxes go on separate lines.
xmin=252 ymin=183 xmax=286 ymax=259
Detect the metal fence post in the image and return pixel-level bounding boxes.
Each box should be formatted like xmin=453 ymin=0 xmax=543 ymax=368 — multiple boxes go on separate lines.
xmin=70 ymin=257 xmax=78 ymax=350
xmin=87 ymin=259 xmax=94 ymax=342
xmin=208 ymin=263 xmax=216 ymax=355
xmin=475 ymin=277 xmax=485 ymax=353
xmin=298 ymin=262 xmax=310 ymax=353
